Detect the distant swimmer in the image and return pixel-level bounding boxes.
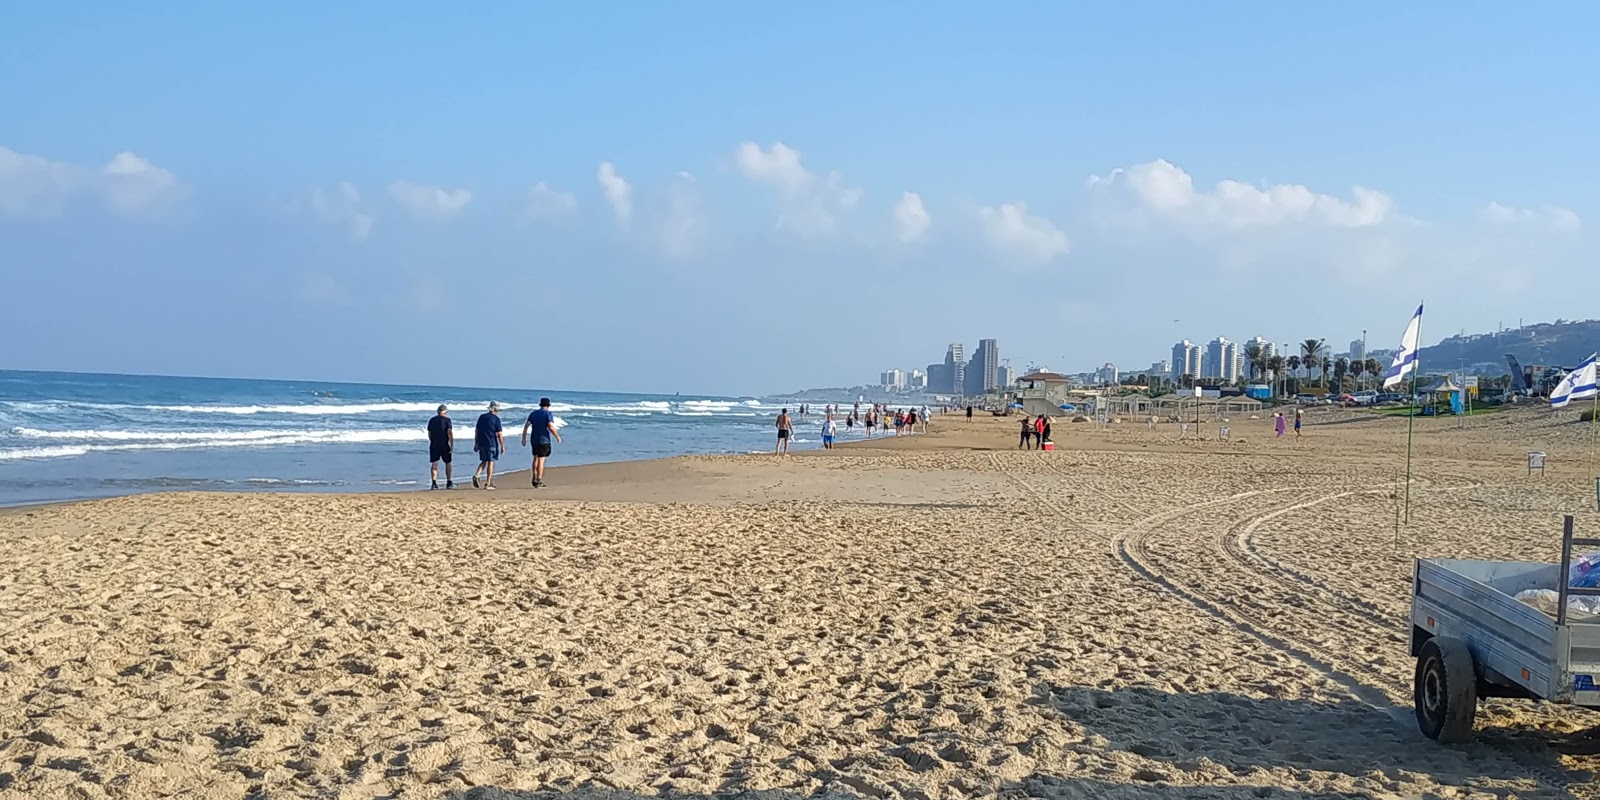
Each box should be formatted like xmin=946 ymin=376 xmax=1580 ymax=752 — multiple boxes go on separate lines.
xmin=521 ymin=397 xmax=562 ymax=488
xmin=427 ymin=404 xmax=455 ymax=490
xmin=776 ymin=408 xmax=794 ymax=455
xmin=472 ymin=401 xmax=505 ymax=489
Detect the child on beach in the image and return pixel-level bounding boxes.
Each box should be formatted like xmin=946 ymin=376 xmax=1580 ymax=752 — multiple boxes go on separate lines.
xmin=1294 ymin=408 xmax=1303 ymax=439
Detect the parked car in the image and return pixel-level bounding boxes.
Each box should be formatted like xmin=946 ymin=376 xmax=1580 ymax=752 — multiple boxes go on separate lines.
xmin=1351 ymin=391 xmax=1379 ymax=406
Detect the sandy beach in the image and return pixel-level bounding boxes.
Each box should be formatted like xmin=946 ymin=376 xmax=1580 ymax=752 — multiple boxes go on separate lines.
xmin=2 ymin=406 xmax=1598 ymax=799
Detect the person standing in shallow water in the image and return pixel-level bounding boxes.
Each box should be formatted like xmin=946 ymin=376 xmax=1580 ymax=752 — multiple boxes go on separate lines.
xmin=775 ymin=408 xmax=794 ymax=455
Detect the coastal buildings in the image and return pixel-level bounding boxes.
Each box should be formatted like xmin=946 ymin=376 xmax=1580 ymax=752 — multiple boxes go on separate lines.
xmin=909 ymin=370 xmax=927 ymax=390
xmin=1095 ymin=363 xmax=1119 ymax=386
xmin=1171 ymin=341 xmax=1202 ymax=383
xmin=1150 ymin=359 xmax=1171 ymax=377
xmin=962 ymin=339 xmax=1001 ymax=396
xmin=945 ymin=344 xmax=965 ymax=395
xmin=1204 ymin=337 xmax=1241 ymax=383
xmin=880 ymin=369 xmax=905 ymax=390
xmin=1348 ymin=338 xmax=1366 ymax=362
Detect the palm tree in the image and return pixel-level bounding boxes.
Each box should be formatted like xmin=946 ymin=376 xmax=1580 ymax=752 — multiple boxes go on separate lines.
xmin=1267 ymin=355 xmax=1286 ymax=397
xmin=1364 ymin=358 xmax=1382 ymax=390
xmin=1334 ymin=357 xmax=1351 ymax=394
xmin=1286 ymin=355 xmax=1302 ymax=394
xmin=1243 ymin=342 xmax=1265 ymax=383
xmin=1300 ymin=339 xmax=1327 ymax=389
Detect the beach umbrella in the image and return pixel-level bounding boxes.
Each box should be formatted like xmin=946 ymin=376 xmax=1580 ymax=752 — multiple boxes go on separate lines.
xmin=1059 ymin=404 xmax=1076 ymax=411
xmin=1009 ymin=402 xmax=1023 ymax=408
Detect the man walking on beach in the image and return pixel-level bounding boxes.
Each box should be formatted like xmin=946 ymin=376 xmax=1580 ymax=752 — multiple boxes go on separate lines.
xmin=821 ymin=413 xmax=837 ymax=449
xmin=427 ymin=404 xmax=455 ymax=490
xmin=472 ymin=402 xmax=505 ymax=489
xmin=521 ymin=397 xmax=562 ymax=488
xmin=776 ymin=408 xmax=794 ymax=455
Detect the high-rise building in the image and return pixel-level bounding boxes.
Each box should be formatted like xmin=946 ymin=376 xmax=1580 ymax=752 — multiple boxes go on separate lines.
xmin=909 ymin=370 xmax=927 ymax=390
xmin=944 ymin=343 xmax=965 ymax=395
xmin=880 ymin=369 xmax=904 ymax=389
xmin=1246 ymin=336 xmax=1276 ymax=359
xmin=1349 ymin=338 xmax=1366 ymax=363
xmin=1000 ymin=365 xmax=1015 ymax=388
xmin=1170 ymin=341 xmax=1202 ymax=382
xmin=962 ymin=339 xmax=1001 ymax=396
xmin=1204 ymin=337 xmax=1239 ymax=382
xmin=1095 ymin=363 xmax=1119 ymax=386
xmin=977 ymin=339 xmax=1000 ymax=392
xmin=1150 ymin=359 xmax=1171 ymax=377
xmin=926 ymin=363 xmax=950 ymax=394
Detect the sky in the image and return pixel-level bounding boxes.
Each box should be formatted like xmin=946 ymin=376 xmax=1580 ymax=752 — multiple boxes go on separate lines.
xmin=3 ymin=3 xmax=1597 ymax=395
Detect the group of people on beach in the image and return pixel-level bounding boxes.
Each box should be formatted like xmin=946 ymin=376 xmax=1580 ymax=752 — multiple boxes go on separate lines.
xmin=1018 ymin=414 xmax=1052 ymax=450
xmin=775 ymin=402 xmax=933 ymax=455
xmin=425 ymin=400 xmax=562 ymax=490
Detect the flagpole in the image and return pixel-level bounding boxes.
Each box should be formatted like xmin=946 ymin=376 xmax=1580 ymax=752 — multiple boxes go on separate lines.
xmin=1403 ymin=301 xmax=1423 ymax=525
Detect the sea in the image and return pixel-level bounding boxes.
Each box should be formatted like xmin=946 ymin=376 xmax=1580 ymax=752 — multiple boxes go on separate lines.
xmin=0 ymin=370 xmax=869 ymax=507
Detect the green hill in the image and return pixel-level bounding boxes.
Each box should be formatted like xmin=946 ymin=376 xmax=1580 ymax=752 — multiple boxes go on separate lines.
xmin=1416 ymin=319 xmax=1600 ymax=372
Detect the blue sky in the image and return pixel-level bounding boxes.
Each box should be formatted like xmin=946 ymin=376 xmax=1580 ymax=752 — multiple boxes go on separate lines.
xmin=3 ymin=3 xmax=1596 ymax=394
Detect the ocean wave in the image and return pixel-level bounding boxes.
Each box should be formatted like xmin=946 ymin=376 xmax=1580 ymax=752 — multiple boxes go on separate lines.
xmin=10 ymin=426 xmax=424 ymax=443
xmin=244 ymin=477 xmax=347 ymax=486
xmin=2 ymin=399 xmax=521 ymax=416
xmin=0 ymin=429 xmax=425 ymax=461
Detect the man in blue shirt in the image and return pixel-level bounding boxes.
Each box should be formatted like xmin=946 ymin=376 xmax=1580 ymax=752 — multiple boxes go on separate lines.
xmin=520 ymin=397 xmax=563 ymax=488
xmin=471 ymin=401 xmax=505 ymax=489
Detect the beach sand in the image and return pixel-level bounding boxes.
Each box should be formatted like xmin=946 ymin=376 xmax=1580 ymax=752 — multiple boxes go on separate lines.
xmin=2 ymin=406 xmax=1598 ymax=799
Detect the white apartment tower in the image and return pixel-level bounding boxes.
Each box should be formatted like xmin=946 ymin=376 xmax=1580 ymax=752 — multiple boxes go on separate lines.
xmin=1170 ymin=341 xmax=1202 ymax=382
xmin=1205 ymin=337 xmax=1240 ymax=382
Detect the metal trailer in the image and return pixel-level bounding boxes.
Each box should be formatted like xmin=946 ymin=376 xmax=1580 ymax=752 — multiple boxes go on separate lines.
xmin=1409 ymin=515 xmax=1600 ymax=742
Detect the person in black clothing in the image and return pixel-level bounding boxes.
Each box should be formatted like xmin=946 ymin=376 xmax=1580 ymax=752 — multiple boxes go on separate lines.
xmin=966 ymin=406 xmax=974 ymax=420
xmin=1019 ymin=415 xmax=1033 ymax=450
xmin=1041 ymin=416 xmax=1052 ymax=447
xmin=427 ymin=404 xmax=454 ymax=489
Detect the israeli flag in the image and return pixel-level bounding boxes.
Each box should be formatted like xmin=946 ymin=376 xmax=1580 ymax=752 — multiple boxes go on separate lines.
xmin=1550 ymin=353 xmax=1598 ymax=409
xmin=1381 ymin=304 xmax=1425 ymax=389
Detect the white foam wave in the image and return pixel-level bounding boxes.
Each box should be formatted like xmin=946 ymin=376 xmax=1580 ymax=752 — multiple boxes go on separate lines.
xmin=0 ymin=445 xmax=91 ymax=461
xmin=11 ymin=426 xmax=423 ymax=443
xmin=0 ymin=428 xmax=425 ymax=461
xmin=672 ymin=411 xmax=714 ymax=417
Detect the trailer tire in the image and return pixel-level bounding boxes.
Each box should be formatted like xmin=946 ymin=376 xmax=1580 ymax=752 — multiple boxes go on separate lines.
xmin=1414 ymin=636 xmax=1477 ymax=743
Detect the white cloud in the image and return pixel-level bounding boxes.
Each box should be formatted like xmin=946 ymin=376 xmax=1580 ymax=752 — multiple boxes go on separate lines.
xmin=978 ymin=202 xmax=1069 ymax=264
xmin=1480 ymin=201 xmax=1580 ymax=232
xmin=309 ymin=182 xmax=374 ymax=241
xmin=0 ymin=146 xmax=184 ymax=221
xmin=1088 ymin=159 xmax=1394 ymax=229
xmin=597 ymin=162 xmax=632 ymax=226
xmin=0 ymin=146 xmax=85 ymax=219
xmin=653 ymin=171 xmax=707 ymax=261
xmin=387 ymin=180 xmax=472 ymax=221
xmin=734 ymin=141 xmax=861 ymax=234
xmin=524 ymin=181 xmax=577 ymax=220
xmin=893 ymin=192 xmax=930 ymax=243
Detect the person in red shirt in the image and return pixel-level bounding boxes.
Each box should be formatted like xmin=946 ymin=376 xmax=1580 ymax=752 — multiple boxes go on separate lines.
xmin=1034 ymin=415 xmax=1046 ymax=449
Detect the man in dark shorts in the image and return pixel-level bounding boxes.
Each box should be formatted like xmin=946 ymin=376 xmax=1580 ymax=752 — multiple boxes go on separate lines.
xmin=427 ymin=404 xmax=454 ymax=489
xmin=776 ymin=408 xmax=794 ymax=455
xmin=966 ymin=405 xmax=974 ymax=420
xmin=520 ymin=397 xmax=563 ymax=488
xmin=472 ymin=401 xmax=505 ymax=489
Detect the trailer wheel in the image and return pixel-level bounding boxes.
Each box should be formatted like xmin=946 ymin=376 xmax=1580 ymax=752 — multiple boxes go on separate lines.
xmin=1414 ymin=636 xmax=1477 ymax=743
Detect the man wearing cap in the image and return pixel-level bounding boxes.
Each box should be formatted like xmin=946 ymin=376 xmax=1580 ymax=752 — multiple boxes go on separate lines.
xmin=472 ymin=402 xmax=505 ymax=489
xmin=520 ymin=397 xmax=562 ymax=488
xmin=426 ymin=404 xmax=455 ymax=490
